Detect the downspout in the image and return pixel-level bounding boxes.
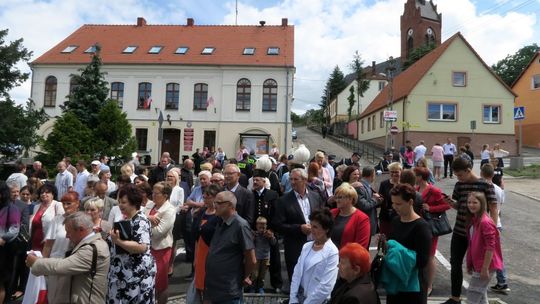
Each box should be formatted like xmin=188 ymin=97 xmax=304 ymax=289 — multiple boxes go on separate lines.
xmin=402 ymin=96 xmax=407 ymax=146
xmin=285 ymin=68 xmax=291 ymax=153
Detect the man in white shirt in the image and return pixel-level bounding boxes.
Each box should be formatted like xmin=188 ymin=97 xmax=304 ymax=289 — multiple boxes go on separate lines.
xmin=413 ymin=140 xmax=427 ymax=164
xmin=74 ymin=160 xmax=90 ymax=199
xmin=442 ymin=138 xmax=457 ymax=178
xmin=6 ymin=162 xmax=28 ymax=190
xmin=55 ymin=161 xmax=73 ymax=199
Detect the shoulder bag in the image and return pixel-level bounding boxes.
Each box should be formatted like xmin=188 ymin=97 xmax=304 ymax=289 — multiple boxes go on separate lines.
xmin=423 ymin=188 xmax=452 ymax=237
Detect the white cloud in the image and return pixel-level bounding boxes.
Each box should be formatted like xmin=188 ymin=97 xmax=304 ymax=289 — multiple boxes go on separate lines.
xmin=1 ymin=0 xmax=539 ymax=115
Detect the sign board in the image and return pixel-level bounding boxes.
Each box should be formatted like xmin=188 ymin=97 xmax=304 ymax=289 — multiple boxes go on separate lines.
xmin=384 ymin=110 xmax=398 ymax=122
xmin=390 ymin=126 xmax=399 ymax=135
xmin=183 ymin=128 xmax=194 ymax=151
xmin=470 ymin=120 xmax=476 ymax=130
xmin=514 ymin=107 xmax=525 ymax=120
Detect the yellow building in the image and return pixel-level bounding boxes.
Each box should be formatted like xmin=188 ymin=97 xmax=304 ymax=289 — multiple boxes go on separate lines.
xmin=357 ymin=33 xmax=516 ymax=155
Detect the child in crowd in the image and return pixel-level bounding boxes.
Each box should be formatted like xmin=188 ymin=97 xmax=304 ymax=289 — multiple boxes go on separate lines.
xmin=489 ymin=157 xmax=504 ymax=189
xmin=465 ymin=192 xmax=503 ymax=304
xmin=251 ymin=216 xmax=277 ymax=294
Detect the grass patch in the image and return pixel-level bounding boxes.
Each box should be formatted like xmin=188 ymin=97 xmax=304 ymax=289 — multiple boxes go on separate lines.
xmin=506 ymin=164 xmax=540 ymax=178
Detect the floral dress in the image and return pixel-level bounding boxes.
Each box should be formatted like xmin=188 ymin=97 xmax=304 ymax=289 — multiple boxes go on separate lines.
xmin=107 ymin=211 xmax=157 ymax=304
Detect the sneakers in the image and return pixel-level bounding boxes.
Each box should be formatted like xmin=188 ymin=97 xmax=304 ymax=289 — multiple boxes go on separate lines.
xmin=440 ymin=299 xmax=461 ymax=304
xmin=490 ymin=284 xmax=511 ymax=294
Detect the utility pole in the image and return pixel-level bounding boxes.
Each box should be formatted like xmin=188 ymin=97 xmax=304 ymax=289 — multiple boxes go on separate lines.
xmin=384 ymin=56 xmax=396 ymax=151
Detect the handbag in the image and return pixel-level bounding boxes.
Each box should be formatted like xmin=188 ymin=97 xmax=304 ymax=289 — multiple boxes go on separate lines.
xmin=370 ymin=234 xmax=387 ymax=288
xmin=422 ymin=188 xmax=452 ymax=236
xmin=113 ymin=220 xmax=132 ymax=254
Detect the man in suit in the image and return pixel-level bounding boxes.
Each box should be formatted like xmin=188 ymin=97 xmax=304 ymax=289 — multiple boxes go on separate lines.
xmin=273 ymin=168 xmax=325 ymax=280
xmin=356 ymin=166 xmax=382 ymax=243
xmin=252 ymin=169 xmax=283 ymax=292
xmin=27 ymin=212 xmax=110 ymax=304
xmin=94 ymin=181 xmax=118 ymax=221
xmin=224 ymin=164 xmax=255 ymax=226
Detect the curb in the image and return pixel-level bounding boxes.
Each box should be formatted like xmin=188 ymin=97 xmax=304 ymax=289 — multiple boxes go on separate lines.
xmin=509 ymin=190 xmax=540 ymax=202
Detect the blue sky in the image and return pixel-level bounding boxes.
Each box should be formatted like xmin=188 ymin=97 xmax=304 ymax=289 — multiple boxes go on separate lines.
xmin=2 ymin=0 xmax=539 ymax=114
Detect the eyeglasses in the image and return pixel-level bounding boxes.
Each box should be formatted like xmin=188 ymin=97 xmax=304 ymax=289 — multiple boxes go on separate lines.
xmin=210 ymin=179 xmax=222 ymax=183
xmin=214 ymin=200 xmax=230 ymax=205
xmin=334 ymin=196 xmax=349 ymax=200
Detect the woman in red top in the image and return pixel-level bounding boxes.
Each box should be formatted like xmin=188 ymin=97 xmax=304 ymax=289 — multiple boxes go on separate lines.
xmin=330 ymin=183 xmax=370 ymax=249
xmin=414 ymin=167 xmax=451 ymax=296
xmin=30 ymin=184 xmax=64 ymax=255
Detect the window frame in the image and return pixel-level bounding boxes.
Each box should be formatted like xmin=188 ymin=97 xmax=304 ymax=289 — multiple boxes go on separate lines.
xmin=175 ymin=46 xmax=189 ymax=54
xmin=452 ymin=71 xmax=467 ymax=87
xmin=267 ymin=47 xmax=280 ymax=55
xmin=379 ymin=111 xmax=384 ymax=128
xmin=262 ymin=79 xmax=278 ymax=112
xmin=236 ymin=78 xmax=251 ymax=111
xmin=110 ymin=82 xmax=124 ymax=108
xmin=61 ymin=45 xmax=78 ymax=53
xmin=123 ymin=46 xmax=138 ymax=54
xmin=531 ymin=74 xmax=540 ymax=89
xmin=367 ymin=117 xmax=371 ymax=132
xmin=482 ymin=104 xmax=501 ymax=124
xmin=193 ymin=83 xmax=208 ymax=111
xmin=69 ymin=77 xmax=80 ymax=97
xmin=378 ymin=81 xmax=385 ymax=91
xmin=201 ymin=47 xmax=215 ymax=55
xmin=243 ymin=47 xmax=255 ymax=55
xmin=137 ymin=82 xmax=152 ymax=110
xmin=165 ymin=83 xmax=180 ymax=110
xmin=135 ymin=128 xmax=148 ymax=151
xmin=148 ymin=46 xmax=163 ymax=54
xmin=372 ymin=114 xmax=376 ymax=130
xmin=427 ymin=102 xmax=457 ymax=122
xmin=84 ymin=45 xmax=97 ymax=53
xmin=44 ymin=76 xmax=57 ymax=107
xmin=361 ymin=120 xmax=364 ymax=134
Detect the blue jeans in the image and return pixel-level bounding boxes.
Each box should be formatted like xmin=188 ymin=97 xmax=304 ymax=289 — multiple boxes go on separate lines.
xmin=212 ymin=298 xmax=243 ymax=304
xmin=496 ymin=227 xmax=508 ymax=285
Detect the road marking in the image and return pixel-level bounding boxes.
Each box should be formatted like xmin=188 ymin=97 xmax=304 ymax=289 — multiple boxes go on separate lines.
xmin=435 ymin=250 xmax=469 ymax=289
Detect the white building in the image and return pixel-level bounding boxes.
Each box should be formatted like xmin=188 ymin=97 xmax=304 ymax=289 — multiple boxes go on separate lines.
xmin=30 ymin=17 xmax=295 ymax=163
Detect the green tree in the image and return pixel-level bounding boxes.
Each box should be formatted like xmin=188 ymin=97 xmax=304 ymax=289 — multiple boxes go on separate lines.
xmin=42 ymin=112 xmax=95 ymax=162
xmin=347 ymin=86 xmax=355 ymax=120
xmin=0 ymin=29 xmax=32 ymax=98
xmin=94 ymin=100 xmax=136 ymax=158
xmin=320 ymin=66 xmax=347 ymax=123
xmin=60 ymin=44 xmax=109 ymax=127
xmin=402 ymin=43 xmax=436 ymax=70
xmin=349 ymin=51 xmax=370 ymax=116
xmin=291 ymin=111 xmax=304 ymax=126
xmin=492 ymin=44 xmax=539 ymax=86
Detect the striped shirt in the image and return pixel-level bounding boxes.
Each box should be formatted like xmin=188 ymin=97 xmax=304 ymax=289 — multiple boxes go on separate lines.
xmin=55 ymin=171 xmax=73 ymax=199
xmin=452 ymin=180 xmax=496 ymax=237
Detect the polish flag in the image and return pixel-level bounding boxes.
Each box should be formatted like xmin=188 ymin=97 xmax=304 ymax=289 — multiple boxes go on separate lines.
xmin=143 ymin=96 xmax=153 ymax=109
xmin=206 ymin=96 xmax=214 ymax=108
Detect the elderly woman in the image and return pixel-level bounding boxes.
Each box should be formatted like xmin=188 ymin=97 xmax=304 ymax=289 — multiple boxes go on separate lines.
xmin=99 ymin=169 xmax=116 ymax=195
xmin=137 ymin=181 xmax=154 ymax=208
xmin=42 ymin=191 xmax=82 ymax=303
xmin=30 ymin=184 xmax=64 ymax=253
xmin=386 ymin=183 xmax=431 ymax=304
xmin=330 ymin=183 xmax=370 ymax=249
xmin=329 ymin=243 xmax=378 ymax=304
xmin=414 ymin=167 xmax=451 ymax=296
xmin=192 ymin=184 xmax=222 ymax=302
xmin=120 ymin=163 xmax=137 ymax=183
xmin=333 ymin=164 xmax=348 ymax=194
xmin=107 ymin=184 xmax=157 ymax=303
xmin=145 ymin=182 xmax=176 ymax=304
xmin=84 ymin=197 xmax=112 ymax=240
xmin=0 ymin=182 xmax=21 ymax=304
xmin=314 ymin=151 xmax=333 ymax=197
xmin=378 ymin=162 xmax=402 ymax=236
xmin=290 ymin=208 xmax=339 ymax=304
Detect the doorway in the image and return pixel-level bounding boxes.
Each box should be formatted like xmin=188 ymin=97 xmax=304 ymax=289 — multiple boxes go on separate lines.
xmin=162 ymin=129 xmax=181 ymax=164
xmin=204 ymin=130 xmax=216 ymax=152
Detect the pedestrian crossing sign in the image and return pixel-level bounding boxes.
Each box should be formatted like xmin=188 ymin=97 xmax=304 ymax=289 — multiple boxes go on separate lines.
xmin=514 ymin=106 xmax=525 ymax=120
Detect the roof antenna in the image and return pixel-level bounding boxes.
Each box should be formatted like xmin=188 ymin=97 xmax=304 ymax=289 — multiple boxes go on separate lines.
xmin=235 ymin=0 xmax=238 ymax=25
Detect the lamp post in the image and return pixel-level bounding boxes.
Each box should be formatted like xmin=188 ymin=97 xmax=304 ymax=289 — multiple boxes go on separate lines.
xmin=157 ymin=110 xmax=164 ymax=160
xmin=384 ymin=56 xmax=396 ymax=152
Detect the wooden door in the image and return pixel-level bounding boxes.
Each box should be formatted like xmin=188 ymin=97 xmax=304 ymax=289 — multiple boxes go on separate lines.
xmin=162 ymin=129 xmax=181 ymax=164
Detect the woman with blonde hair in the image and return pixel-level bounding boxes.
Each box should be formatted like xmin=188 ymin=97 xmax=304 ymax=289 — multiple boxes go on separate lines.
xmin=84 ymin=197 xmax=112 ymax=239
xmin=120 ymin=163 xmax=137 ymax=183
xmin=416 ymin=157 xmax=435 ymax=184
xmin=330 ymin=183 xmax=370 ymax=249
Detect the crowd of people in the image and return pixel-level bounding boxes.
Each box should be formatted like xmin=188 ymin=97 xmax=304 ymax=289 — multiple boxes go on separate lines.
xmin=0 ymin=139 xmax=510 ymax=304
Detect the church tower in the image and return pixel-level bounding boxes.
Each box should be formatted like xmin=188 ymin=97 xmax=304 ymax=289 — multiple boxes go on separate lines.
xmin=400 ymin=0 xmax=442 ymax=63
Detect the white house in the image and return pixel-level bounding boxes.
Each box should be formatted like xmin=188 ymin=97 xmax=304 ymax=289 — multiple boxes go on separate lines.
xmin=30 ymin=17 xmax=295 ymax=164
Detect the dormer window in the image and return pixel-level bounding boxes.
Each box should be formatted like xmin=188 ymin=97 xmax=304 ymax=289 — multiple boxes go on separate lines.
xmin=201 ymin=47 xmax=215 ymax=55
xmin=267 ymin=47 xmax=280 ymax=55
xmin=243 ymin=47 xmax=255 ymax=55
xmin=61 ymin=45 xmax=78 ymax=53
xmin=123 ymin=46 xmax=138 ymax=53
xmin=175 ymin=47 xmax=189 ymax=54
xmin=148 ymin=46 xmax=162 ymax=54
xmin=84 ymin=45 xmax=97 ymax=53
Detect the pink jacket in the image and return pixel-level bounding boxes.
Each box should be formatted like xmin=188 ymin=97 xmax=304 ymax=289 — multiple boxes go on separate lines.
xmin=466 ymin=213 xmax=503 ymax=272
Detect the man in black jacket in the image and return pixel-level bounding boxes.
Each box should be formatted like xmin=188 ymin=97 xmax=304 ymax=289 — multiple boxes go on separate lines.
xmin=148 ymin=154 xmax=171 ymax=186
xmin=223 ymin=164 xmax=255 ymax=226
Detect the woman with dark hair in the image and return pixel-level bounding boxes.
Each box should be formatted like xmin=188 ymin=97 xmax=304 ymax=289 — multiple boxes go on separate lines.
xmin=290 ymin=208 xmax=339 ymax=304
xmin=192 ymin=184 xmax=222 ymax=302
xmin=30 ymin=183 xmax=64 ymax=253
xmin=330 ymin=243 xmax=378 ymax=304
xmin=342 ymin=166 xmax=361 ymax=187
xmin=0 ymin=182 xmax=21 ymax=303
xmin=403 ymin=145 xmax=415 ymax=169
xmin=385 ymin=183 xmax=432 ymax=304
xmin=414 ymin=167 xmax=451 ymax=295
xmin=107 ymin=184 xmax=157 ymax=303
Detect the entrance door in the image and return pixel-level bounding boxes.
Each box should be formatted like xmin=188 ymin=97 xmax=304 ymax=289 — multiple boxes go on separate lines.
xmin=204 ymin=130 xmax=216 ymax=151
xmin=162 ymin=129 xmax=181 ymax=164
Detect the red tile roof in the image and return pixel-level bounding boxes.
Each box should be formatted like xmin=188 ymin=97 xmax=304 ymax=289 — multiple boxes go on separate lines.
xmin=511 ymin=51 xmax=540 ymax=88
xmin=32 ymin=18 xmax=294 ymax=68
xmin=360 ymin=32 xmax=515 ymax=119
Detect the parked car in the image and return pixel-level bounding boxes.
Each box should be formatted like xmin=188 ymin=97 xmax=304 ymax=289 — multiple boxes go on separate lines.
xmin=291 ymin=128 xmax=297 ymax=140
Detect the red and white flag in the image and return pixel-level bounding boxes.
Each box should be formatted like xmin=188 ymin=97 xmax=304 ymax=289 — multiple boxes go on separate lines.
xmin=143 ymin=96 xmax=153 ymax=109
xmin=206 ymin=96 xmax=214 ymax=108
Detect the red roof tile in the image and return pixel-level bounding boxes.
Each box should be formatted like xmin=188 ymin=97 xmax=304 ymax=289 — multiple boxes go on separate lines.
xmin=32 ymin=19 xmax=294 ymax=67
xmin=360 ymin=32 xmax=515 ymax=119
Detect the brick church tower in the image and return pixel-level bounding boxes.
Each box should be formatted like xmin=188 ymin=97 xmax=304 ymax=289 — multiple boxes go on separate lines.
xmin=400 ymin=0 xmax=442 ymax=63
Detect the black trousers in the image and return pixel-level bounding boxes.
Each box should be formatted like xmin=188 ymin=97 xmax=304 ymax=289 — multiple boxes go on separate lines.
xmin=269 ymin=238 xmax=283 ymax=289
xmin=450 ymin=233 xmax=468 ymax=298
xmin=444 ymin=155 xmax=454 ymax=177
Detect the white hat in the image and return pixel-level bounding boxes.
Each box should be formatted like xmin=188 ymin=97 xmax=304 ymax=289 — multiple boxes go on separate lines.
xmin=91 ymin=160 xmax=101 ymax=166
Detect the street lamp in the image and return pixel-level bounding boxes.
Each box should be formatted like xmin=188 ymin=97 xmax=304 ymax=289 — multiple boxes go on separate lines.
xmin=384 ymin=56 xmax=396 ymax=152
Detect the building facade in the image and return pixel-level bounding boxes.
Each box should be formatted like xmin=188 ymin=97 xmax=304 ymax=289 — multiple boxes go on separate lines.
xmin=400 ymin=0 xmax=442 ymax=63
xmin=30 ymin=18 xmax=294 ymax=164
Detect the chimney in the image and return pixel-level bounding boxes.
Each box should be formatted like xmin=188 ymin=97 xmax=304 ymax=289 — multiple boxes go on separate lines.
xmin=136 ymin=17 xmax=147 ymax=27
xmin=372 ymin=61 xmax=376 ymax=75
xmin=259 ymin=20 xmax=266 ymax=26
xmin=281 ymin=18 xmax=288 ymax=26
xmin=187 ymin=18 xmax=194 ymax=26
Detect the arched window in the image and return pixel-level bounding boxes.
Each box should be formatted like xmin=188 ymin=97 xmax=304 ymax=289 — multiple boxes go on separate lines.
xmin=44 ymin=76 xmax=57 ymax=107
xmin=262 ymin=79 xmax=277 ymax=112
xmin=69 ymin=77 xmax=80 ymax=96
xmin=407 ymin=36 xmax=414 ymax=59
xmin=166 ymin=83 xmax=180 ymax=110
xmin=425 ymin=28 xmax=436 ymax=46
xmin=110 ymin=82 xmax=124 ymax=108
xmin=138 ymin=82 xmax=152 ymax=109
xmin=193 ymin=83 xmax=208 ymax=110
xmin=236 ymin=78 xmax=251 ymax=111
